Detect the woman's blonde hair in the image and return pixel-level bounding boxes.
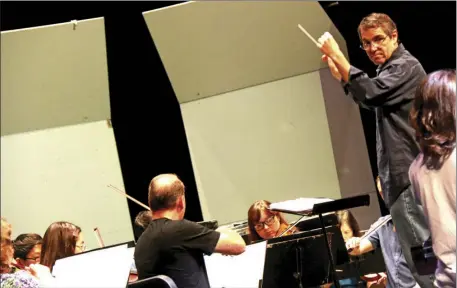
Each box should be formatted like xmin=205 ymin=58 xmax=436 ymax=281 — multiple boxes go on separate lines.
xmin=1 ymin=217 xmax=14 ymax=274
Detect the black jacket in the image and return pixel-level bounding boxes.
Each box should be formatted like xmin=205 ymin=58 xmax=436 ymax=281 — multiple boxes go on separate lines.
xmin=343 ymin=44 xmax=426 ymax=208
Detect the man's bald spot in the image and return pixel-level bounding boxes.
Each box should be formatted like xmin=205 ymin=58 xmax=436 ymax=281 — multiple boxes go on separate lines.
xmin=150 ymin=174 xmax=182 ymax=195
xmin=153 ymin=174 xmax=179 ymax=186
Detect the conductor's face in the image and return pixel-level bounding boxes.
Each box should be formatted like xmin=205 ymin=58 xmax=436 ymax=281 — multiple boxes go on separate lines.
xmin=360 ymin=27 xmax=398 ymax=65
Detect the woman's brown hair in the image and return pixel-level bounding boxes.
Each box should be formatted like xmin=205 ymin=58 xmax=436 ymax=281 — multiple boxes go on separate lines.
xmin=0 ymin=217 xmax=13 ymax=274
xmin=336 ymin=210 xmax=362 ymax=237
xmin=247 ymin=200 xmax=292 ymax=242
xmin=410 ymin=69 xmax=456 ymax=170
xmin=40 ymin=221 xmax=81 ymax=271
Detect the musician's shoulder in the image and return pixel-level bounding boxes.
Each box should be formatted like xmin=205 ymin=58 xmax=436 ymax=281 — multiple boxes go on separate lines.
xmin=371 ymin=215 xmax=392 ymax=227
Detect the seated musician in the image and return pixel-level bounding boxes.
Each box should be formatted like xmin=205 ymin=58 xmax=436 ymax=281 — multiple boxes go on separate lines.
xmin=336 ymin=210 xmax=362 ymax=242
xmin=13 ymin=234 xmax=42 ymax=270
xmin=332 ymin=210 xmax=364 ymax=288
xmin=40 ymin=221 xmax=85 ymax=272
xmin=134 ymin=173 xmax=246 ymax=288
xmin=247 ymin=200 xmax=297 ymax=243
xmin=345 ymin=176 xmax=417 ymax=288
xmin=133 ymin=210 xmax=153 ymax=241
xmin=1 ymin=217 xmax=40 ymax=288
xmin=1 ymin=217 xmax=55 ymax=288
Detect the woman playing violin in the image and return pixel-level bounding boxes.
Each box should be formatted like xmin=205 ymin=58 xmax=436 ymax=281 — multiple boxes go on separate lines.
xmin=247 ymin=200 xmax=297 ymax=243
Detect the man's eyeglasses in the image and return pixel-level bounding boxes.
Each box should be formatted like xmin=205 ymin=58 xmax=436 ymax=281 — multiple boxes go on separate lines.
xmin=360 ymin=35 xmax=388 ymax=50
xmin=254 ymin=215 xmax=276 ymax=231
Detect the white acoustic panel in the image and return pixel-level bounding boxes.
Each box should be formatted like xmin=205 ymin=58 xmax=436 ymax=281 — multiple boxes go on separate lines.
xmin=1 ymin=18 xmax=111 ymax=136
xmin=143 ymin=1 xmax=348 ymax=104
xmin=319 ymin=69 xmax=380 ymax=229
xmin=181 ymin=71 xmax=340 ymax=225
xmin=1 ymin=121 xmax=134 ymax=250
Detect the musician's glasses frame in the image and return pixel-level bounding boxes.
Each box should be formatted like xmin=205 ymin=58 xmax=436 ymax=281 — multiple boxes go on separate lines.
xmin=76 ymin=243 xmax=86 ymax=252
xmin=25 ymin=256 xmax=41 ymax=263
xmin=254 ymin=215 xmax=276 ymax=231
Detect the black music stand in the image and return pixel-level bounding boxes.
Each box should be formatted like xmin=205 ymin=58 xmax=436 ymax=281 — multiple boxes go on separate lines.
xmin=262 ymin=225 xmax=349 ymax=288
xmin=269 ymin=194 xmax=370 ymax=288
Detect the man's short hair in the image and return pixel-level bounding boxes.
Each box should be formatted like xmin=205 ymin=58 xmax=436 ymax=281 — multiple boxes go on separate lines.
xmin=148 ymin=174 xmax=185 ymax=211
xmin=358 ymin=13 xmax=398 ymax=41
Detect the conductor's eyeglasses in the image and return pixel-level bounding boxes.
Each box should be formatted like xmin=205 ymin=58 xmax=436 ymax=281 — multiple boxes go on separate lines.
xmin=360 ymin=35 xmax=388 ymax=50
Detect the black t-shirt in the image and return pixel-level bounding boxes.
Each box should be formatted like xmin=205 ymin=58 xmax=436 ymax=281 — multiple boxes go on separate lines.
xmin=134 ymin=218 xmax=220 ymax=288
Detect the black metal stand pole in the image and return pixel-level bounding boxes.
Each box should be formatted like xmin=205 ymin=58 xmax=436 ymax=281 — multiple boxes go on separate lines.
xmin=318 ymin=213 xmax=340 ymax=288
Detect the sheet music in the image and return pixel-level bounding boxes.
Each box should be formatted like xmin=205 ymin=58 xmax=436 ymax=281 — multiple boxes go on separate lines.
xmin=270 ymin=197 xmax=334 ymax=213
xmin=205 ymin=241 xmax=267 ymax=288
xmin=51 ymin=244 xmax=133 ymax=288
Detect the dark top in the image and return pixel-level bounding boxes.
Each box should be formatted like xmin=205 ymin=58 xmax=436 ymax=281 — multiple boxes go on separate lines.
xmin=134 ymin=218 xmax=220 ymax=288
xmin=367 ymin=216 xmax=417 ymax=288
xmin=342 ymin=44 xmax=426 ymax=208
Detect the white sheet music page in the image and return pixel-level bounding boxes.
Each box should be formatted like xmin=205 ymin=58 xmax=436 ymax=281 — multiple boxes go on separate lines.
xmin=269 ymin=197 xmax=334 ymax=213
xmin=205 ymin=240 xmax=267 ymax=288
xmin=51 ymin=244 xmax=132 ymax=287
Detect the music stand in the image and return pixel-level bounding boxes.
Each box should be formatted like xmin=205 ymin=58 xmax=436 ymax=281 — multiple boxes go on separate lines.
xmin=269 ymin=194 xmax=370 ymax=288
xmin=262 ymin=225 xmax=349 ymax=288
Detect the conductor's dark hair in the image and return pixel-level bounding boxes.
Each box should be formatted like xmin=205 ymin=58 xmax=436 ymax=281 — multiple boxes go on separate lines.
xmin=410 ymin=69 xmax=456 ymax=170
xmin=358 ymin=13 xmax=398 ymax=42
xmin=148 ymin=174 xmax=185 ymax=211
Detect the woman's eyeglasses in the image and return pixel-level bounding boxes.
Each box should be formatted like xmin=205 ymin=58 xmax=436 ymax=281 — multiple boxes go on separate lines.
xmin=254 ymin=215 xmax=276 ymax=231
xmin=76 ymin=243 xmax=86 ymax=251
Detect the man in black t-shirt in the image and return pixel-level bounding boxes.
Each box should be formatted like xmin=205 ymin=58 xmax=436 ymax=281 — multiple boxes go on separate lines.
xmin=134 ymin=173 xmax=246 ymax=288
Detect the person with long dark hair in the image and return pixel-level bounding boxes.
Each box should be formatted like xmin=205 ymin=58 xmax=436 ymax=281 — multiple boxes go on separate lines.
xmin=40 ymin=221 xmax=85 ymax=272
xmin=409 ymin=69 xmax=456 ymax=288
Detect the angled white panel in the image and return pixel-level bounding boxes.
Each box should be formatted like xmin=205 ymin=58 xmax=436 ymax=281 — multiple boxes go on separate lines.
xmin=1 ymin=18 xmax=111 ymax=136
xmin=319 ymin=68 xmax=380 ymax=229
xmin=1 ymin=19 xmax=133 ymax=249
xmin=143 ymin=1 xmax=348 ymax=103
xmin=1 ymin=121 xmax=134 ymax=250
xmin=181 ymin=71 xmax=340 ymax=224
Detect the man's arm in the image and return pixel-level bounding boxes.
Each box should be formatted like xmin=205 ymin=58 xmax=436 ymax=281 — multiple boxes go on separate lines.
xmin=180 ymin=220 xmax=245 ymax=256
xmin=213 ymin=226 xmax=246 ymax=256
xmin=318 ymin=32 xmax=424 ymax=107
xmin=345 ymin=237 xmax=375 ymax=256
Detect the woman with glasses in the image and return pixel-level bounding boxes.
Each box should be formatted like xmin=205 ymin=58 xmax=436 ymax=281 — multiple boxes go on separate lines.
xmin=40 ymin=221 xmax=85 ymax=272
xmin=13 ymin=234 xmax=43 ymax=270
xmin=247 ymin=200 xmax=297 ymax=243
xmin=1 ymin=217 xmax=40 ymax=288
xmin=1 ymin=218 xmax=56 ymax=288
